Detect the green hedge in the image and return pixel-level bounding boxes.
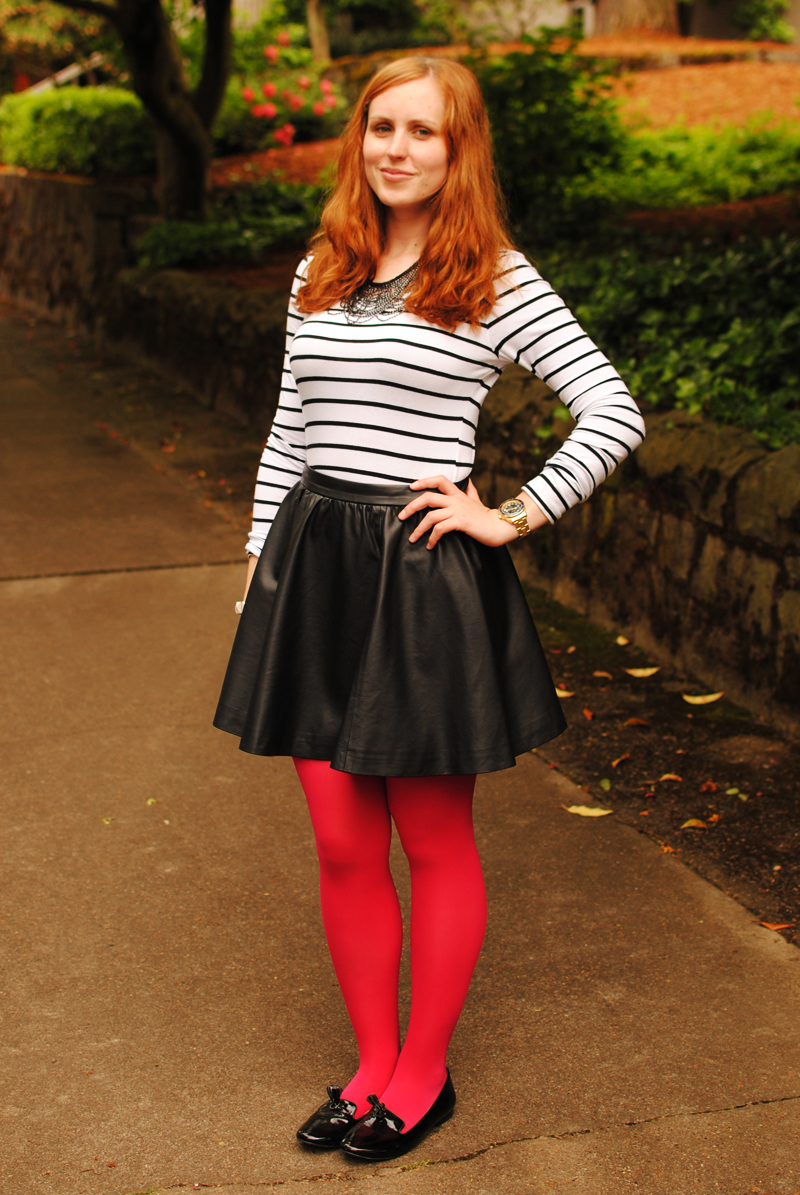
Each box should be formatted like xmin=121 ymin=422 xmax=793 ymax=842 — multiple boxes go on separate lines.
xmin=0 ymin=86 xmax=155 ymax=175
xmin=581 ymin=121 xmax=800 ymax=213
xmin=136 ymin=178 xmax=324 ymax=268
xmin=541 ymin=232 xmax=800 ymax=449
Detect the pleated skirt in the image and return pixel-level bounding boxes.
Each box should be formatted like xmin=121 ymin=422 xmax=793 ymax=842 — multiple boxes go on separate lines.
xmin=213 ymin=467 xmax=566 ymax=776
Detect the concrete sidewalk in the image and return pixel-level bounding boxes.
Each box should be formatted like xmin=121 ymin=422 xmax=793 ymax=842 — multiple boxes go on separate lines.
xmin=1 ymin=310 xmax=799 ymax=1195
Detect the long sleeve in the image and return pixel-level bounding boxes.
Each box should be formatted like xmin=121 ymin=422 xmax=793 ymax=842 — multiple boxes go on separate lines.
xmin=245 ymin=259 xmax=310 ymax=557
xmin=491 ymin=257 xmax=645 ymax=523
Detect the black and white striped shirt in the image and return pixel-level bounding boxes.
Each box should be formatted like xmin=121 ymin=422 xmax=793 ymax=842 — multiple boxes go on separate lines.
xmin=246 ymin=250 xmax=645 ymax=556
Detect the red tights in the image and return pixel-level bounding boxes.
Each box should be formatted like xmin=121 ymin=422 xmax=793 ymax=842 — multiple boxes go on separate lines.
xmin=293 ymin=758 xmax=486 ymax=1131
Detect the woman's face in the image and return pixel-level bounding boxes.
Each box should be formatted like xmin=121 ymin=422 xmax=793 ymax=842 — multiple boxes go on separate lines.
xmin=363 ymin=76 xmax=448 ymax=214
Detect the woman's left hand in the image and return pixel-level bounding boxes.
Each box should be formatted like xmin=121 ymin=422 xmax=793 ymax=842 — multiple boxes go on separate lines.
xmin=399 ymin=475 xmax=548 ymax=549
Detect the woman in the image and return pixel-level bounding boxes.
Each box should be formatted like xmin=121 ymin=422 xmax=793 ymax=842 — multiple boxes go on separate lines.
xmin=214 ymin=56 xmax=644 ymax=1161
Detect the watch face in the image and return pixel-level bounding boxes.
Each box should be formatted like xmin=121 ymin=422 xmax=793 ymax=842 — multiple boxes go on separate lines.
xmin=500 ymin=498 xmax=525 ymax=518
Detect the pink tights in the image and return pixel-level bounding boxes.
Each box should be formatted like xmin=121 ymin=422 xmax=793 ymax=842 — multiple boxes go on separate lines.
xmin=293 ymin=758 xmax=487 ymax=1131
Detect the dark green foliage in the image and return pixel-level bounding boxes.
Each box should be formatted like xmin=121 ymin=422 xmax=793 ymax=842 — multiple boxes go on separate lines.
xmin=0 ymin=85 xmax=155 ymax=174
xmin=732 ymin=0 xmax=793 ymax=42
xmin=471 ymin=30 xmax=626 ymax=241
xmin=136 ymin=179 xmax=324 ymax=268
xmin=541 ymin=233 xmax=800 ymax=448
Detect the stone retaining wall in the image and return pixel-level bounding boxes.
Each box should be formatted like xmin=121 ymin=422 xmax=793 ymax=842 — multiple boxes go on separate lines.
xmin=0 ymin=168 xmax=154 ymax=328
xmin=105 ymin=268 xmax=288 ymax=432
xmin=473 ymin=366 xmax=800 ymax=734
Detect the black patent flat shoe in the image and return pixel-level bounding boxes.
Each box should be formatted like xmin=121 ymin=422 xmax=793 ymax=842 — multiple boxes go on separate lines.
xmin=340 ymin=1070 xmax=455 ymax=1161
xmin=296 ymin=1085 xmax=359 ymax=1149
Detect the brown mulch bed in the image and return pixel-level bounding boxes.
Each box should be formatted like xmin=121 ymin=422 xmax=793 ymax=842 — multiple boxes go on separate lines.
xmin=209 ymin=140 xmax=339 ymax=189
xmin=614 ymin=59 xmax=800 ymax=128
xmin=526 ymin=586 xmax=799 ymax=945
xmin=626 ymin=192 xmax=800 ymax=239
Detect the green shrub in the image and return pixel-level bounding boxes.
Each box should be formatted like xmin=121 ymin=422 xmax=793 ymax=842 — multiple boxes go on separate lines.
xmin=732 ymin=0 xmax=794 ymax=42
xmin=136 ymin=178 xmax=324 ymax=268
xmin=580 ymin=120 xmax=800 ymax=211
xmin=472 ymin=30 xmax=626 ymax=241
xmin=0 ymin=85 xmax=155 ymax=175
xmin=541 ymin=233 xmax=800 ymax=448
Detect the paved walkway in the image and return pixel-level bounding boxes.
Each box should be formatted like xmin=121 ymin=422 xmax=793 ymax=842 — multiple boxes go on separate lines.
xmin=1 ymin=306 xmax=799 ymax=1195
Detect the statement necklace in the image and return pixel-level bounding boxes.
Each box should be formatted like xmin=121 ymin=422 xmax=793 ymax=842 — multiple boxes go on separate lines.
xmin=341 ymin=262 xmax=419 ymax=325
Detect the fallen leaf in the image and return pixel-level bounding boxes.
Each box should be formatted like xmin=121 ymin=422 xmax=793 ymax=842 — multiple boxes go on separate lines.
xmin=639 ymin=810 xmax=650 ymax=815
xmin=562 ymin=804 xmax=613 ymax=817
xmin=160 ymin=442 xmax=176 ymax=453
xmin=612 ymin=752 xmax=630 ymax=768
xmin=624 ymin=667 xmax=661 ymax=678
xmin=759 ymin=922 xmax=794 ymax=931
xmin=615 ymin=635 xmax=629 ymax=645
xmin=567 ymin=645 xmax=576 ymax=653
xmin=659 ymin=842 xmax=675 ymax=854
xmin=582 ymin=708 xmax=594 ymax=720
xmin=725 ymin=787 xmax=739 ymax=795
xmin=738 ymin=793 xmax=749 ymax=801
xmin=700 ymin=780 xmax=718 ymax=793
xmin=624 ymin=717 xmax=649 ymax=727
xmin=660 ymin=773 xmax=682 ymax=782
xmin=593 ymin=670 xmax=612 ymax=679
xmin=681 ymin=818 xmax=706 ymax=829
xmin=146 ymin=798 xmax=158 ymax=806
xmin=708 ymin=813 xmax=721 ymax=823
xmin=599 ymin=778 xmax=611 ymax=791
xmin=101 ymin=817 xmax=114 ymax=825
xmin=555 ymin=688 xmax=575 ymax=698
xmin=682 ymin=692 xmax=724 ymax=705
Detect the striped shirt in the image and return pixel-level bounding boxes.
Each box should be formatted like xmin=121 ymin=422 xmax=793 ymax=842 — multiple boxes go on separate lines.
xmin=246 ymin=250 xmax=645 ymax=556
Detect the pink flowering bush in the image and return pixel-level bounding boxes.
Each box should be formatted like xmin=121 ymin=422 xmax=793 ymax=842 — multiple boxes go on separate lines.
xmin=214 ymin=28 xmax=345 ymax=155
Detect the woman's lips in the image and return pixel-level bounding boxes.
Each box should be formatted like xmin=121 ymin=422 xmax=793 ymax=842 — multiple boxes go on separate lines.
xmin=380 ymin=169 xmax=414 ymax=179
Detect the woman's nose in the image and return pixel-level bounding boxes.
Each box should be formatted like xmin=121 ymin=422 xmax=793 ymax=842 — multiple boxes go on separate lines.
xmin=386 ymin=131 xmax=409 ymax=159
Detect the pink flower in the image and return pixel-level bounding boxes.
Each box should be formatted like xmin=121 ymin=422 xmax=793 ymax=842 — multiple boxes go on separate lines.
xmin=262 ymin=102 xmax=277 ymax=118
xmin=288 ymin=93 xmax=305 ymax=111
xmin=274 ymin=122 xmax=296 ymax=146
xmin=312 ymin=100 xmax=326 ymax=116
xmin=241 ymin=86 xmax=255 ymax=102
xmin=320 ymin=79 xmax=333 ymax=94
xmin=325 ymin=94 xmax=337 ymax=109
xmin=277 ymin=29 xmax=291 ymax=45
xmin=298 ymin=75 xmax=310 ymax=89
xmin=264 ymin=44 xmax=279 ymax=62
xmin=261 ymin=81 xmax=277 ymax=97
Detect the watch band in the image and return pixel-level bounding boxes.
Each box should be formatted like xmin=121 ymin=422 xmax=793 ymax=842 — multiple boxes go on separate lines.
xmin=497 ymin=498 xmax=531 ymax=538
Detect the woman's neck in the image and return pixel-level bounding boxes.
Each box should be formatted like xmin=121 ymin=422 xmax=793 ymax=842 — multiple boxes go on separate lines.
xmin=373 ymin=205 xmax=431 ymax=283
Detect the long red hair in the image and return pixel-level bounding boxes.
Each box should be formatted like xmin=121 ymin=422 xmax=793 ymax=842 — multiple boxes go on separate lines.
xmin=296 ymin=57 xmax=513 ymax=329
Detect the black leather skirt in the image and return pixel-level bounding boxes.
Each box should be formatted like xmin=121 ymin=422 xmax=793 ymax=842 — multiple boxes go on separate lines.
xmin=213 ymin=467 xmax=566 ymax=776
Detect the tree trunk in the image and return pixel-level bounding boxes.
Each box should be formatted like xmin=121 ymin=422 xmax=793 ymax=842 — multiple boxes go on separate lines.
xmin=156 ymin=123 xmax=212 ymax=220
xmin=306 ymin=0 xmax=330 ymax=61
xmin=54 ymin=0 xmax=232 ymax=219
xmin=595 ymin=0 xmax=679 ymax=34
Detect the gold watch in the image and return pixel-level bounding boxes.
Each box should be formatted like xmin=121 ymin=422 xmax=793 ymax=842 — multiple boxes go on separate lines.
xmin=497 ymin=497 xmax=531 ymax=538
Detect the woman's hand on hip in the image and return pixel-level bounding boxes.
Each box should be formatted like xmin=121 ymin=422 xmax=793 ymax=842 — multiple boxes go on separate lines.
xmin=398 ymin=475 xmax=547 ymax=548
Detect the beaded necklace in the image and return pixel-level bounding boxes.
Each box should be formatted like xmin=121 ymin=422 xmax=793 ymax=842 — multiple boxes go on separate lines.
xmin=341 ymin=262 xmax=419 ymax=325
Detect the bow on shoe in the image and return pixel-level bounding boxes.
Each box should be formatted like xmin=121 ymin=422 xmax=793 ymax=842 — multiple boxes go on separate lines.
xmin=326 ymin=1086 xmax=357 ymax=1117
xmin=366 ymin=1093 xmax=405 ymax=1133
